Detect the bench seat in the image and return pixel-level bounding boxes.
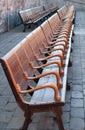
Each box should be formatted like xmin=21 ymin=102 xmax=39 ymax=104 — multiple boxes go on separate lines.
xmin=29 ymin=26 xmax=72 ymax=104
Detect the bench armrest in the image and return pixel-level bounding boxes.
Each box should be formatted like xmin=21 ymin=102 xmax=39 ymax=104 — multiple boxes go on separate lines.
xmin=38 ymin=53 xmax=64 ymax=66
xmin=42 ymin=48 xmax=65 ymax=58
xmin=33 ymin=60 xmax=64 ymax=75
xmin=16 ymin=83 xmax=61 ymax=101
xmin=23 ymin=71 xmax=62 ymax=88
xmin=49 ymin=39 xmax=68 ymax=45
xmin=46 ymin=42 xmax=67 ymax=49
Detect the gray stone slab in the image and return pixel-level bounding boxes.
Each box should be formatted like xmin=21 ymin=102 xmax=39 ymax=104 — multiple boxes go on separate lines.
xmin=71 ymin=99 xmax=83 ymax=107
xmin=83 ymin=84 xmax=85 ymax=88
xmin=83 ymin=96 xmax=85 ymax=112
xmin=28 ymin=123 xmax=38 ymax=130
xmin=66 ymin=91 xmax=71 ymax=103
xmin=53 ymin=122 xmax=58 ymax=130
xmin=83 ymin=89 xmax=85 ymax=95
xmin=7 ymin=117 xmax=24 ymax=129
xmin=62 ymin=112 xmax=70 ymax=123
xmin=63 ymin=103 xmax=70 ymax=112
xmin=71 ymin=107 xmax=84 ymax=118
xmin=72 ymin=85 xmax=83 ymax=91
xmin=0 ymin=111 xmax=13 ymax=123
xmin=70 ymin=118 xmax=84 ymax=130
xmin=32 ymin=113 xmax=42 ymax=123
xmin=64 ymin=123 xmax=70 ymax=130
xmin=0 ymin=122 xmax=8 ymax=130
xmin=72 ymin=91 xmax=83 ymax=98
xmin=72 ymin=79 xmax=82 ymax=85
xmin=5 ymin=102 xmax=17 ymax=112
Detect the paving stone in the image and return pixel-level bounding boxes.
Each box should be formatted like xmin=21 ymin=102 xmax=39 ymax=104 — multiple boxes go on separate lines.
xmin=62 ymin=112 xmax=70 ymax=123
xmin=72 ymin=85 xmax=83 ymax=91
xmin=63 ymin=103 xmax=70 ymax=112
xmin=2 ymin=87 xmax=12 ymax=96
xmin=0 ymin=96 xmax=9 ymax=110
xmin=13 ymin=107 xmax=24 ymax=118
xmin=32 ymin=113 xmax=42 ymax=123
xmin=53 ymin=122 xmax=58 ymax=130
xmin=66 ymin=91 xmax=71 ymax=102
xmin=64 ymin=123 xmax=70 ymax=130
xmin=36 ymin=115 xmax=54 ymax=130
xmin=43 ymin=117 xmax=55 ymax=130
xmin=71 ymin=99 xmax=83 ymax=107
xmin=0 ymin=87 xmax=5 ymax=96
xmin=0 ymin=122 xmax=8 ymax=130
xmin=72 ymin=91 xmax=83 ymax=98
xmin=70 ymin=118 xmax=84 ymax=130
xmin=72 ymin=79 xmax=82 ymax=85
xmin=83 ymin=84 xmax=85 ymax=88
xmin=71 ymin=107 xmax=84 ymax=118
xmin=7 ymin=117 xmax=24 ymax=129
xmin=8 ymin=96 xmax=16 ymax=103
xmin=5 ymin=102 xmax=17 ymax=112
xmin=83 ymin=89 xmax=85 ymax=95
xmin=83 ymin=96 xmax=85 ymax=112
xmin=28 ymin=123 xmax=39 ymax=130
xmin=0 ymin=111 xmax=13 ymax=123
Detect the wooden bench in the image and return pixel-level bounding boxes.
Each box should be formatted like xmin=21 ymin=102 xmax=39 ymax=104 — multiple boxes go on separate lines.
xmin=19 ymin=5 xmax=57 ymax=32
xmin=57 ymin=5 xmax=75 ymax=23
xmin=0 ymin=6 xmax=74 ymax=130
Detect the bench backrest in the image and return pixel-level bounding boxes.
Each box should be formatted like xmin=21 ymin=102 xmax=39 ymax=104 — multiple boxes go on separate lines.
xmin=47 ymin=13 xmax=61 ymax=34
xmin=19 ymin=6 xmax=43 ymax=23
xmin=40 ymin=20 xmax=53 ymax=43
xmin=0 ymin=38 xmax=38 ymax=111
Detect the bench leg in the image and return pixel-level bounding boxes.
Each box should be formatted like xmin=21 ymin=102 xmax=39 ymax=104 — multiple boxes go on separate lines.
xmin=72 ymin=18 xmax=75 ymax=24
xmin=72 ymin=31 xmax=75 ymax=36
xmin=23 ymin=24 xmax=31 ymax=32
xmin=68 ymin=58 xmax=72 ymax=67
xmin=23 ymin=25 xmax=26 ymax=32
xmin=66 ymin=79 xmax=70 ymax=90
xmin=54 ymin=107 xmax=65 ymax=130
xmin=71 ymin=38 xmax=74 ymax=43
xmin=71 ymin=47 xmax=73 ymax=53
xmin=21 ymin=113 xmax=32 ymax=130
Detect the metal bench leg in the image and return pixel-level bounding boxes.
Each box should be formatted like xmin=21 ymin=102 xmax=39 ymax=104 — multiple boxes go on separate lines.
xmin=23 ymin=25 xmax=26 ymax=32
xmin=23 ymin=24 xmax=31 ymax=32
xmin=68 ymin=58 xmax=72 ymax=67
xmin=71 ymin=38 xmax=74 ymax=43
xmin=66 ymin=79 xmax=70 ymax=90
xmin=21 ymin=113 xmax=32 ymax=130
xmin=54 ymin=107 xmax=65 ymax=130
xmin=71 ymin=47 xmax=73 ymax=53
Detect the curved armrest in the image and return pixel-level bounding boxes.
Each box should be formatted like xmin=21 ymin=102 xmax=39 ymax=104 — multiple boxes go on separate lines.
xmin=34 ymin=60 xmax=64 ymax=75
xmin=53 ymin=30 xmax=68 ymax=36
xmin=52 ymin=36 xmax=69 ymax=43
xmin=56 ymin=38 xmax=68 ymax=44
xmin=38 ymin=53 xmax=64 ymax=66
xmin=53 ymin=33 xmax=68 ymax=39
xmin=48 ymin=40 xmax=66 ymax=46
xmin=42 ymin=48 xmax=65 ymax=58
xmin=46 ymin=42 xmax=67 ymax=50
xmin=16 ymin=83 xmax=61 ymax=101
xmin=55 ymin=34 xmax=68 ymax=40
xmin=23 ymin=71 xmax=62 ymax=88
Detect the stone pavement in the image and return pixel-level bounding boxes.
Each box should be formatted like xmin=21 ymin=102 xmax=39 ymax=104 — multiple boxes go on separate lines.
xmin=0 ymin=10 xmax=85 ymax=130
